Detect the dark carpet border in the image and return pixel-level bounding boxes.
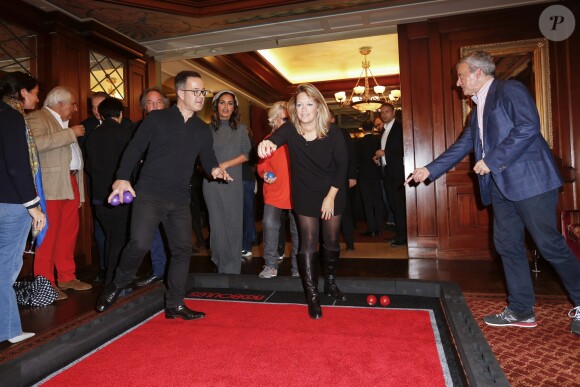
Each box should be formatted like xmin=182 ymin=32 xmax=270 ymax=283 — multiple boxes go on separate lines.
xmin=0 ymin=275 xmax=509 ymax=387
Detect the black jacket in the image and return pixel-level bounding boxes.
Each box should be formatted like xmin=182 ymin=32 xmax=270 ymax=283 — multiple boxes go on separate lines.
xmin=84 ymin=118 xmax=132 ymax=203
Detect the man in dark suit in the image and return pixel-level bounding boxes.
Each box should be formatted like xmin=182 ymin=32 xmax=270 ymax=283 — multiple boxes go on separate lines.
xmin=80 ymin=91 xmax=132 ymax=282
xmin=374 ymin=103 xmax=406 ymax=246
xmin=407 ymin=50 xmax=580 ymax=335
xmin=357 ymin=121 xmax=384 ymax=236
xmin=84 ymin=97 xmax=132 ymax=285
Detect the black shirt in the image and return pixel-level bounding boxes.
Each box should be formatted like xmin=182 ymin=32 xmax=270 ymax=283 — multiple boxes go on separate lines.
xmin=116 ymin=105 xmax=219 ymax=203
xmin=268 ymin=122 xmax=347 ymax=217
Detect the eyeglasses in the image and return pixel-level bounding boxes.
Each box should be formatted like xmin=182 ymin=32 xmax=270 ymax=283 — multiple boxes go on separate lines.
xmin=180 ymin=89 xmax=209 ymax=97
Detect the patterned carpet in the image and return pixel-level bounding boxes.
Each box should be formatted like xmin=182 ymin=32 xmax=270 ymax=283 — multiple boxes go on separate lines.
xmin=465 ymin=294 xmax=578 ymax=386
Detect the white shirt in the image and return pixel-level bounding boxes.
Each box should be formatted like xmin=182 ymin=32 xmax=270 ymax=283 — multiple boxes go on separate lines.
xmin=471 ymin=78 xmax=494 ymax=157
xmin=380 ymin=119 xmax=395 ymax=166
xmin=45 ymin=106 xmax=83 ymax=171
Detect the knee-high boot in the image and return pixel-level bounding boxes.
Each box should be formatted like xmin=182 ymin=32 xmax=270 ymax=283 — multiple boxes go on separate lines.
xmin=321 ymin=245 xmax=347 ymax=301
xmin=297 ymin=252 xmax=322 ymax=319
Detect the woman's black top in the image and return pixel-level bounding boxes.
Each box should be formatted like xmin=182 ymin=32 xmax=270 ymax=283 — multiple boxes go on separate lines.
xmin=268 ymin=122 xmax=348 ymax=217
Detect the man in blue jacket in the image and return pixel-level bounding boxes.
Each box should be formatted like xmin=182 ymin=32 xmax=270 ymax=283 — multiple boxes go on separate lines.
xmin=406 ymin=50 xmax=580 ymax=335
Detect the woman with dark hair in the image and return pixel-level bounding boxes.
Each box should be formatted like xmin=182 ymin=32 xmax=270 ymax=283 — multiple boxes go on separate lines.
xmin=84 ymin=97 xmax=133 ymax=285
xmin=257 ymin=84 xmax=348 ymax=319
xmin=203 ymin=90 xmax=251 ymax=274
xmin=0 ymin=71 xmax=46 ymax=343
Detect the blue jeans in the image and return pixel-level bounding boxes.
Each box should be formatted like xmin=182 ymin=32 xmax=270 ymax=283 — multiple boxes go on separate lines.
xmin=492 ymin=182 xmax=580 ymax=313
xmin=263 ymin=204 xmax=298 ymax=275
xmin=242 ymin=180 xmax=256 ymax=251
xmin=150 ymin=228 xmax=167 ymax=277
xmin=0 ymin=203 xmax=30 ymax=341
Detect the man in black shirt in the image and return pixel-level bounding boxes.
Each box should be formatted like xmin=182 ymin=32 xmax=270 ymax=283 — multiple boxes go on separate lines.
xmin=96 ymin=71 xmax=231 ymax=320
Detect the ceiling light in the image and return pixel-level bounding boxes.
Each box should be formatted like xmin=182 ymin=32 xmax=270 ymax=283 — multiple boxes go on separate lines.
xmin=334 ymin=47 xmax=396 ymax=112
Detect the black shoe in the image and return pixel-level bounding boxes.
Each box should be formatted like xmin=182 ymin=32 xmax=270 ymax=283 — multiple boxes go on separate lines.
xmin=135 ymin=274 xmax=163 ymax=287
xmin=346 ymin=243 xmax=355 ymax=251
xmin=391 ymin=240 xmax=407 ymax=247
xmin=96 ymin=283 xmax=124 ymax=312
xmin=165 ymin=304 xmax=206 ymax=320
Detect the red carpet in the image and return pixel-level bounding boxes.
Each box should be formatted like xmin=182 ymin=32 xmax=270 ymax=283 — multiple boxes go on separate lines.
xmin=41 ymin=300 xmax=449 ymax=386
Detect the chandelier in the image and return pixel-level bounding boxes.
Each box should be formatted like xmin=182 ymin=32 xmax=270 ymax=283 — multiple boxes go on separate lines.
xmin=334 ymin=47 xmax=400 ymax=112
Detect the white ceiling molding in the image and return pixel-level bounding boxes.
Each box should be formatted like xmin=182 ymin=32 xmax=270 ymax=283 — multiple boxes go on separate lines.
xmin=144 ymin=0 xmax=551 ymax=62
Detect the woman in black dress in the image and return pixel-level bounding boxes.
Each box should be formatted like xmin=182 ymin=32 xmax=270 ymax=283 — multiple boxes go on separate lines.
xmin=257 ymin=84 xmax=348 ymax=319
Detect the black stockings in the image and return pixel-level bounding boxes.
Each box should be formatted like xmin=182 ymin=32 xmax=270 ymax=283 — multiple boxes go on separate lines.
xmin=296 ymin=214 xmax=342 ymax=253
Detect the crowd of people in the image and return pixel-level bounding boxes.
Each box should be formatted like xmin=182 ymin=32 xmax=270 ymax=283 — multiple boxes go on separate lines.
xmin=2 ymin=48 xmax=579 ymax=343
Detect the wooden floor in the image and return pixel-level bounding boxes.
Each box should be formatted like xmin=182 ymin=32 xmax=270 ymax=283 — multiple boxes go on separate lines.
xmin=1 ymin=231 xmax=569 ymax=354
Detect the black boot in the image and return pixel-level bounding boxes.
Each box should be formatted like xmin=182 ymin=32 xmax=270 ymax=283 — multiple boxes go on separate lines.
xmin=297 ymin=252 xmax=322 ymax=319
xmin=321 ymin=245 xmax=347 ymax=301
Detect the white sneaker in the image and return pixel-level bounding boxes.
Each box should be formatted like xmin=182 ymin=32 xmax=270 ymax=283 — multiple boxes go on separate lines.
xmin=259 ymin=266 xmax=277 ymax=278
xmin=8 ymin=332 xmax=35 ymax=343
xmin=241 ymin=250 xmax=252 ymax=257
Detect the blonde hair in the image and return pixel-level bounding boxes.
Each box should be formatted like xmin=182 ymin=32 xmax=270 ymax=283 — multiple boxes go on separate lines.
xmin=287 ymin=83 xmax=331 ymax=138
xmin=267 ymin=101 xmax=287 ymax=129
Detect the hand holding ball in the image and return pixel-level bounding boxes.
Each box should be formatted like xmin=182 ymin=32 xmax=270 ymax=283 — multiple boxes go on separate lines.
xmin=110 ymin=191 xmax=134 ymax=206
xmin=110 ymin=194 xmax=121 ymax=206
xmin=122 ymin=191 xmax=134 ymax=203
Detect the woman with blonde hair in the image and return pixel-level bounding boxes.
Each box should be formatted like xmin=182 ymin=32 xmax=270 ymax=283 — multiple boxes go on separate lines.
xmin=257 ymin=84 xmax=348 ymax=319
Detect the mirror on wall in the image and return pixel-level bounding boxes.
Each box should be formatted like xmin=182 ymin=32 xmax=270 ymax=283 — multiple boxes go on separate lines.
xmin=460 ymin=38 xmax=552 ymax=147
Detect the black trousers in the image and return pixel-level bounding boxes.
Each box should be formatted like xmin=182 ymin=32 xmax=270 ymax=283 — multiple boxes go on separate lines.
xmin=94 ymin=204 xmax=130 ymax=285
xmin=383 ymin=172 xmax=407 ymax=242
xmin=358 ymin=179 xmax=385 ymax=233
xmin=340 ymin=185 xmax=355 ymax=246
xmin=114 ymin=193 xmax=192 ymax=308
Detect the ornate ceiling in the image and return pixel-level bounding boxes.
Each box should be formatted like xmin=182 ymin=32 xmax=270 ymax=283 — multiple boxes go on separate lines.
xmin=20 ymin=0 xmax=551 ymax=106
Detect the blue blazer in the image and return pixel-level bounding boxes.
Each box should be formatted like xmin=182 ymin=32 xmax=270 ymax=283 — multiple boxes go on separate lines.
xmin=426 ymin=79 xmax=562 ymax=206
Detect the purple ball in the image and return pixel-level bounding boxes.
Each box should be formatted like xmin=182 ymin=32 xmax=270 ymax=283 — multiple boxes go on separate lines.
xmin=266 ymin=171 xmax=276 ymax=179
xmin=123 ymin=191 xmax=134 ymax=203
xmin=110 ymin=194 xmax=120 ymax=206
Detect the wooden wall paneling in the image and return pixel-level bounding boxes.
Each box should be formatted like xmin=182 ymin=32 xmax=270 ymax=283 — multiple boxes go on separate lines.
xmin=397 ymin=24 xmax=417 ymax=253
xmin=127 ymin=59 xmax=147 ymax=122
xmin=551 ymin=20 xmax=579 ymax=211
xmin=399 ymin=23 xmax=437 ymax=258
xmin=565 ymin=10 xmax=580 ymax=207
xmin=410 ymin=37 xmax=439 ymax=239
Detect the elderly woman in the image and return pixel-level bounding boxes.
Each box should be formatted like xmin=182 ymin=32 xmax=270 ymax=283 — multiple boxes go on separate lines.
xmin=257 ymin=101 xmax=299 ymax=279
xmin=203 ymin=90 xmax=251 ymax=274
xmin=258 ymin=84 xmax=348 ymax=319
xmin=0 ymin=72 xmax=46 ymax=344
